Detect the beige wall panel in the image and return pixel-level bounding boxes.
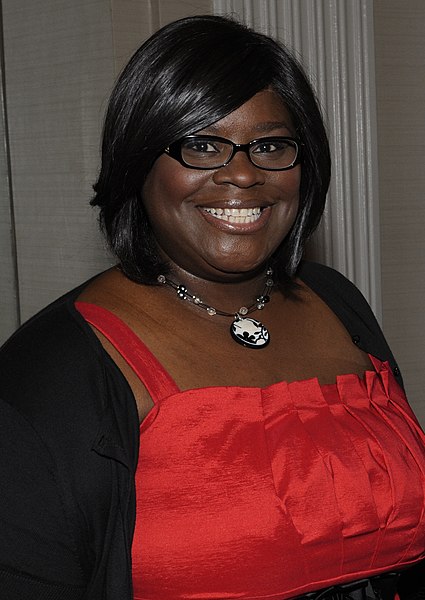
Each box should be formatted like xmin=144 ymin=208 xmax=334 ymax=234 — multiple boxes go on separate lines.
xmin=0 ymin=161 xmax=18 ymax=342
xmin=157 ymin=0 xmax=213 ymax=25
xmin=111 ymin=0 xmax=154 ymax=70
xmin=111 ymin=0 xmax=213 ymax=72
xmin=0 ymin=67 xmax=19 ymax=342
xmin=2 ymin=0 xmax=214 ymax=335
xmin=374 ymin=0 xmax=425 ymax=421
xmin=2 ymin=0 xmax=115 ymax=324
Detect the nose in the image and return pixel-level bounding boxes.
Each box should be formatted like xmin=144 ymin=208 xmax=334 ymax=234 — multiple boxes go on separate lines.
xmin=212 ymin=150 xmax=265 ymax=188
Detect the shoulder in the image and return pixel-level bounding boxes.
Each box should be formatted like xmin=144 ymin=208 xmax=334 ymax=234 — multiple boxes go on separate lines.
xmin=297 ymin=261 xmax=402 ymax=381
xmin=0 ymin=281 xmax=106 ymax=420
xmin=0 ymin=276 xmax=139 ymax=456
xmin=297 ymin=260 xmax=377 ymax=325
xmin=298 ymin=260 xmax=367 ymax=300
xmin=0 ymin=274 xmax=141 ymax=456
xmin=0 ymin=277 xmax=138 ymax=593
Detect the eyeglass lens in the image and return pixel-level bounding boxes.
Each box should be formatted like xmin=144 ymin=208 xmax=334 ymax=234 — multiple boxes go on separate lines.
xmin=180 ymin=137 xmax=298 ymax=170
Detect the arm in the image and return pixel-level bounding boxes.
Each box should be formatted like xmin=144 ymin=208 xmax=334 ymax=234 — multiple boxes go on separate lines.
xmin=0 ymin=400 xmax=87 ymax=599
xmin=0 ymin=293 xmax=139 ymax=600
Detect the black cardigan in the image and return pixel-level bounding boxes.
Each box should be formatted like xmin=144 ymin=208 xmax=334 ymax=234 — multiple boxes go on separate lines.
xmin=0 ymin=262 xmax=422 ymax=599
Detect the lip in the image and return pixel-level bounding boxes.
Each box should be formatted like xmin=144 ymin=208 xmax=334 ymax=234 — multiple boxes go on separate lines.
xmin=198 ymin=205 xmax=272 ymax=233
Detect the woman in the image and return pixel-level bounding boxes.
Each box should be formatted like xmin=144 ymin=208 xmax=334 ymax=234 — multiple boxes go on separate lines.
xmin=0 ymin=14 xmax=424 ymax=600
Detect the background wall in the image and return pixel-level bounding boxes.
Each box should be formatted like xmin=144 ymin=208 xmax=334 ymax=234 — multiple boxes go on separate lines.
xmin=1 ymin=0 xmax=424 ymax=422
xmin=0 ymin=0 xmax=213 ymax=340
xmin=374 ymin=0 xmax=425 ymax=421
xmin=0 ymin=6 xmax=19 ymax=339
xmin=1 ymin=0 xmax=116 ymax=336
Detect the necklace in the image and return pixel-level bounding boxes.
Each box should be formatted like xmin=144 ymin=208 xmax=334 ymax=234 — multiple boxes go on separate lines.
xmin=157 ymin=268 xmax=274 ymax=349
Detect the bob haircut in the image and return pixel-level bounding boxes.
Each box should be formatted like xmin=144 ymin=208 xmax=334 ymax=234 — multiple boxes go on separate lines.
xmin=92 ymin=14 xmax=331 ymax=287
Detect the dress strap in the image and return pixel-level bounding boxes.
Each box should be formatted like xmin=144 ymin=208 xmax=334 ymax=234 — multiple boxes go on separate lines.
xmin=75 ymin=301 xmax=180 ymax=402
xmin=368 ymin=354 xmax=386 ymax=372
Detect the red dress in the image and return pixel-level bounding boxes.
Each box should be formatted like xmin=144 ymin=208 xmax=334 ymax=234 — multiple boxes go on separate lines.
xmin=76 ymin=302 xmax=425 ymax=600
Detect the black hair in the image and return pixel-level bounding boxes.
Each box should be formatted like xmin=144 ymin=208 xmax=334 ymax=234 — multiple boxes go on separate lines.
xmin=91 ymin=14 xmax=331 ymax=286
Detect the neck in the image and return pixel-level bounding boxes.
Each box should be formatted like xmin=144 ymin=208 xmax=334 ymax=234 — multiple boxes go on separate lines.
xmin=161 ymin=265 xmax=271 ymax=315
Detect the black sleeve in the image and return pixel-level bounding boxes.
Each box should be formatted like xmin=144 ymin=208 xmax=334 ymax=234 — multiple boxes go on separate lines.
xmin=0 ymin=399 xmax=87 ymax=599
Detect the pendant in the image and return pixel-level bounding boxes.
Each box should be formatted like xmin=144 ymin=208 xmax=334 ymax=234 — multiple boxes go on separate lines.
xmin=230 ymin=316 xmax=270 ymax=349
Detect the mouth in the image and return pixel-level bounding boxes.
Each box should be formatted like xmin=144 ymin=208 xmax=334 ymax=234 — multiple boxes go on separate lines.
xmin=202 ymin=207 xmax=262 ymax=224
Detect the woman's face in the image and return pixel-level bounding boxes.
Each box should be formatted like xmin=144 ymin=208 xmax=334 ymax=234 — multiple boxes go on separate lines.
xmin=142 ymin=89 xmax=301 ymax=281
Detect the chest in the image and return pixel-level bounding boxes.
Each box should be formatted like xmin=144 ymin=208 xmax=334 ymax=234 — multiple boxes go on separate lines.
xmin=133 ymin=286 xmax=372 ymax=390
xmin=131 ymin=365 xmax=425 ymax=600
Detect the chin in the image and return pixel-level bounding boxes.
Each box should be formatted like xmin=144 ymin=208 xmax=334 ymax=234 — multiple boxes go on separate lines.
xmin=205 ymin=256 xmax=270 ymax=278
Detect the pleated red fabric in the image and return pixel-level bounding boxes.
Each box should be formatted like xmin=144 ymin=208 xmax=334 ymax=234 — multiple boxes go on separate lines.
xmin=76 ymin=302 xmax=425 ymax=600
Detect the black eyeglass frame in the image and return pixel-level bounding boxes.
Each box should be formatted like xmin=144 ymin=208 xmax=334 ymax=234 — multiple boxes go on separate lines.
xmin=164 ymin=135 xmax=302 ymax=171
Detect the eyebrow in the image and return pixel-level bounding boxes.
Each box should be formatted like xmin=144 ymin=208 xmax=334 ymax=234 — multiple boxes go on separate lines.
xmin=202 ymin=121 xmax=292 ymax=134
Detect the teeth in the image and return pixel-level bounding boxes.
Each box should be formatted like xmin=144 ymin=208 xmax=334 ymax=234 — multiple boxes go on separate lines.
xmin=203 ymin=207 xmax=262 ymax=223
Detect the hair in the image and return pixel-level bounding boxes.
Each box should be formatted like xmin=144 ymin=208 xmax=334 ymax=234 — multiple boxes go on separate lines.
xmin=91 ymin=14 xmax=331 ymax=287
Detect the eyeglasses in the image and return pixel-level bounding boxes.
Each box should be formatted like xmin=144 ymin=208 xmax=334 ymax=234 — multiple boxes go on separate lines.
xmin=164 ymin=135 xmax=301 ymax=171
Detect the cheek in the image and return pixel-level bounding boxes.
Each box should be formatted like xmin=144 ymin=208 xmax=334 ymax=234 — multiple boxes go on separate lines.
xmin=284 ymin=165 xmax=302 ymax=193
xmin=271 ymin=168 xmax=301 ymax=232
xmin=272 ymin=162 xmax=301 ymax=191
xmin=142 ymin=157 xmax=207 ymax=214
xmin=275 ymin=167 xmax=301 ymax=210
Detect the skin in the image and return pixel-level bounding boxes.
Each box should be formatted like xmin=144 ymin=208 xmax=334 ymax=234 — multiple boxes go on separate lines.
xmin=142 ymin=89 xmax=300 ymax=287
xmin=79 ymin=89 xmax=372 ymax=422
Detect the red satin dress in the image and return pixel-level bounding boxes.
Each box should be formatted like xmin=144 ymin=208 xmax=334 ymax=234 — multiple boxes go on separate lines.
xmin=76 ymin=302 xmax=425 ymax=600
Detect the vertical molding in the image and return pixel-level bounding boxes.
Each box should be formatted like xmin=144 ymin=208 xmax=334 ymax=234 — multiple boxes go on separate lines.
xmin=0 ymin=0 xmax=20 ymax=342
xmin=214 ymin=0 xmax=381 ymax=319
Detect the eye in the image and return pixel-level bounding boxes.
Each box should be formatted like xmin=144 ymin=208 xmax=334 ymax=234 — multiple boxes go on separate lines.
xmin=182 ymin=138 xmax=221 ymax=155
xmin=252 ymin=139 xmax=292 ymax=154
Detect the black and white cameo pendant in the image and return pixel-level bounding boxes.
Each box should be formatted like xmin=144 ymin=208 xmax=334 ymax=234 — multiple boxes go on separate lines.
xmin=230 ymin=316 xmax=270 ymax=349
